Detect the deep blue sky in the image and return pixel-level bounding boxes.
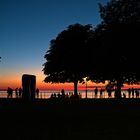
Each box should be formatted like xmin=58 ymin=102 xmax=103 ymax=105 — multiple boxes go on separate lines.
xmin=0 ymin=0 xmax=108 ymax=88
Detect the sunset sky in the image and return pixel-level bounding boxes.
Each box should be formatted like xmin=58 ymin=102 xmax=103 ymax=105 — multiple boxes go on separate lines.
xmin=0 ymin=0 xmax=109 ymax=90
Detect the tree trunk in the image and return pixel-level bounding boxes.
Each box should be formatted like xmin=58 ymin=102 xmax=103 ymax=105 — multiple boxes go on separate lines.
xmin=116 ymin=79 xmax=122 ymax=98
xmin=74 ymin=80 xmax=78 ymax=97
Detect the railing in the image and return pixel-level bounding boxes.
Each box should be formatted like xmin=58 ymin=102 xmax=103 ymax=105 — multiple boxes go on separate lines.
xmin=0 ymin=90 xmax=140 ymax=99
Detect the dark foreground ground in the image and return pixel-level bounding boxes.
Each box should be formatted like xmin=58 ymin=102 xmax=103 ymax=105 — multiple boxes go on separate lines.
xmin=0 ymin=98 xmax=140 ymax=140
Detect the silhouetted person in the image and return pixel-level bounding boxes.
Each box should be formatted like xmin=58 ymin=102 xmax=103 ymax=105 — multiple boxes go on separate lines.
xmin=94 ymin=87 xmax=98 ymax=98
xmin=54 ymin=93 xmax=56 ymax=98
xmin=135 ymin=89 xmax=139 ymax=98
xmin=7 ymin=87 xmax=10 ymax=98
xmin=78 ymin=92 xmax=82 ymax=98
xmin=69 ymin=92 xmax=74 ymax=98
xmin=57 ymin=93 xmax=61 ymax=98
xmin=36 ymin=88 xmax=39 ymax=98
xmin=15 ymin=88 xmax=18 ymax=98
xmin=132 ymin=87 xmax=134 ymax=98
xmin=61 ymin=89 xmax=65 ymax=98
xmin=128 ymin=88 xmax=131 ymax=98
xmin=50 ymin=93 xmax=56 ymax=98
xmin=107 ymin=86 xmax=112 ymax=98
xmin=123 ymin=93 xmax=126 ymax=98
xmin=18 ymin=87 xmax=22 ymax=97
xmin=50 ymin=93 xmax=54 ymax=98
xmin=114 ymin=88 xmax=117 ymax=98
xmin=100 ymin=88 xmax=103 ymax=98
xmin=7 ymin=87 xmax=13 ymax=98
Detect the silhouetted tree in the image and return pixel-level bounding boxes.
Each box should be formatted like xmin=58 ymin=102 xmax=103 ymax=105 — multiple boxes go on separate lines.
xmin=89 ymin=0 xmax=140 ymax=98
xmin=43 ymin=23 xmax=94 ymax=96
xmin=99 ymin=0 xmax=140 ymax=24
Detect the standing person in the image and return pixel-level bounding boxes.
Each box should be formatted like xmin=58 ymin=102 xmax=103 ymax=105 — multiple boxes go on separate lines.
xmin=61 ymin=89 xmax=65 ymax=98
xmin=18 ymin=87 xmax=22 ymax=97
xmin=106 ymin=86 xmax=112 ymax=98
xmin=15 ymin=88 xmax=18 ymax=98
xmin=132 ymin=87 xmax=134 ymax=98
xmin=11 ymin=88 xmax=13 ymax=98
xmin=7 ymin=87 xmax=10 ymax=98
xmin=36 ymin=88 xmax=39 ymax=98
xmin=7 ymin=87 xmax=13 ymax=98
xmin=94 ymin=87 xmax=98 ymax=98
xmin=135 ymin=89 xmax=139 ymax=98
xmin=123 ymin=93 xmax=126 ymax=98
xmin=128 ymin=88 xmax=131 ymax=98
xmin=100 ymin=88 xmax=103 ymax=98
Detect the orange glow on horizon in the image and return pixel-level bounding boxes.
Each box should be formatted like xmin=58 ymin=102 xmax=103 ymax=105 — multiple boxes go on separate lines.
xmin=1 ymin=71 xmax=140 ymax=90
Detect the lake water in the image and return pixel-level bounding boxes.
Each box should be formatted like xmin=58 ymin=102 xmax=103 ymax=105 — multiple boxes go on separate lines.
xmin=0 ymin=89 xmax=137 ymax=99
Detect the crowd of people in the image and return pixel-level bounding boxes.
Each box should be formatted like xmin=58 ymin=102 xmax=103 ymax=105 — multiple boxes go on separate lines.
xmin=7 ymin=87 xmax=40 ymax=98
xmin=7 ymin=87 xmax=22 ymax=98
xmin=92 ymin=87 xmax=140 ymax=99
xmin=127 ymin=87 xmax=140 ymax=98
xmin=50 ymin=87 xmax=140 ymax=99
xmin=6 ymin=87 xmax=140 ymax=99
xmin=50 ymin=89 xmax=82 ymax=99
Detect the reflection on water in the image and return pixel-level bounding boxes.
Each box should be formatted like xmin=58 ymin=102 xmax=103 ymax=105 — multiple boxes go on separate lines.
xmin=0 ymin=90 xmax=137 ymax=99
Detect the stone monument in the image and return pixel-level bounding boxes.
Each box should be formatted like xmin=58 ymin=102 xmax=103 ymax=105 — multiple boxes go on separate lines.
xmin=22 ymin=74 xmax=36 ymax=99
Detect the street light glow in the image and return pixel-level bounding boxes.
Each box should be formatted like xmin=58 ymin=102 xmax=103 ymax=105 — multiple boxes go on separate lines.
xmin=84 ymin=77 xmax=88 ymax=98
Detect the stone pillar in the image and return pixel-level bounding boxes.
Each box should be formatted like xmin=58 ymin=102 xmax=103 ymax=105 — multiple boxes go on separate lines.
xmin=22 ymin=74 xmax=36 ymax=100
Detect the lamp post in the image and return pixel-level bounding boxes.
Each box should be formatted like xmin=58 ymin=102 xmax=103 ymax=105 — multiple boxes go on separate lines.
xmin=84 ymin=77 xmax=88 ymax=99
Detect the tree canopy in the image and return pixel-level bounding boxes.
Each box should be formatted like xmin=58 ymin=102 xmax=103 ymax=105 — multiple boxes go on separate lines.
xmin=43 ymin=23 xmax=94 ymax=96
xmin=88 ymin=0 xmax=140 ymax=98
xmin=99 ymin=0 xmax=140 ymax=24
xmin=43 ymin=0 xmax=140 ymax=98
